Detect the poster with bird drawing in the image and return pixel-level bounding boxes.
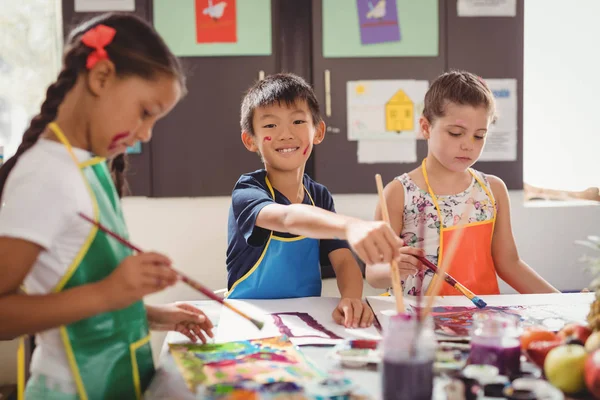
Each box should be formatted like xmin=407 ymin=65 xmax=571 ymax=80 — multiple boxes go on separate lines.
xmin=195 ymin=0 xmax=237 ymax=43
xmin=356 ymin=0 xmax=401 ymax=44
xmin=153 ymin=0 xmax=271 ymax=56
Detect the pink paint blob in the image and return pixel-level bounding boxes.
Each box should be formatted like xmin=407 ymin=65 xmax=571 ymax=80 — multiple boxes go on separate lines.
xmin=303 ymin=146 xmax=309 ymax=155
xmin=264 ymin=136 xmax=272 ymax=142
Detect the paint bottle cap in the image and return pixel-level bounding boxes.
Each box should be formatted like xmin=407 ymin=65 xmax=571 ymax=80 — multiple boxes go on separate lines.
xmin=462 ymin=364 xmax=499 ymax=383
xmin=503 ymin=386 xmax=537 ymax=400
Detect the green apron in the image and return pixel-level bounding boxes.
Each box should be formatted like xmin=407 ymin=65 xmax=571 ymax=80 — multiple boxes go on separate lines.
xmin=48 ymin=122 xmax=154 ymax=400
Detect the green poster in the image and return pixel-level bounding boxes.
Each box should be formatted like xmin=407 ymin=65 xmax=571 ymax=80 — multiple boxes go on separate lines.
xmin=323 ymin=0 xmax=438 ymax=58
xmin=153 ymin=0 xmax=272 ymax=57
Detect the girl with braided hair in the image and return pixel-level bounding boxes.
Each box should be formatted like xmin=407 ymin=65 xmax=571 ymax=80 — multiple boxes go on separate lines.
xmin=0 ymin=13 xmax=213 ymax=399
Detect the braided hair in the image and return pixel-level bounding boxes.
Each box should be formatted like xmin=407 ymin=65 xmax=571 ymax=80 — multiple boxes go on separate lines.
xmin=0 ymin=13 xmax=186 ymax=198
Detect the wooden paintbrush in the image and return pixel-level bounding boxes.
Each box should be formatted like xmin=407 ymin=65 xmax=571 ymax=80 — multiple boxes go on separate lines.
xmin=375 ymin=174 xmax=405 ymax=313
xmin=78 ymin=212 xmax=265 ymax=330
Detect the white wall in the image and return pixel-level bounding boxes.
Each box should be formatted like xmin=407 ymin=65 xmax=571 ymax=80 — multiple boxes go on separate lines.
xmin=523 ymin=0 xmax=600 ymax=191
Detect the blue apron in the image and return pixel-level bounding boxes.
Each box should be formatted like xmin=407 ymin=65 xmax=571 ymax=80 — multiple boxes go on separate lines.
xmin=227 ymin=177 xmax=321 ymax=299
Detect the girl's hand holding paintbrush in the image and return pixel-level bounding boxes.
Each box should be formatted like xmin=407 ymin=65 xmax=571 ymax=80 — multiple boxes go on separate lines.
xmin=96 ymin=252 xmax=179 ymax=311
xmin=395 ymin=242 xmax=427 ymax=279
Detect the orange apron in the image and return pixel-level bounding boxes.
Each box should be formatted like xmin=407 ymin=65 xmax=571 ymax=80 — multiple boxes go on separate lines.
xmin=422 ymin=158 xmax=500 ymax=296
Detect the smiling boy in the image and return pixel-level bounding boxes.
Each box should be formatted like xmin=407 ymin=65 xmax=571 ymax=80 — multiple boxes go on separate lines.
xmin=225 ymin=73 xmax=404 ymax=328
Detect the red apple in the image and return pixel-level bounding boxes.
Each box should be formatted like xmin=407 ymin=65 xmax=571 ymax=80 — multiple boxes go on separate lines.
xmin=558 ymin=323 xmax=592 ymax=345
xmin=526 ymin=339 xmax=562 ymax=368
xmin=586 ymin=349 xmax=600 ymax=398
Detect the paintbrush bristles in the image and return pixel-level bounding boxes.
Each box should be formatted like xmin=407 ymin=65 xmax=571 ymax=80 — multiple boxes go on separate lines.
xmin=375 ymin=174 xmax=405 ymax=313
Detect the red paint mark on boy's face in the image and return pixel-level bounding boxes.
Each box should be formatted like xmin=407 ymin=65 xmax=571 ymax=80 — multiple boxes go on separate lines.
xmin=264 ymin=136 xmax=272 ymax=142
xmin=303 ymin=145 xmax=309 ymax=155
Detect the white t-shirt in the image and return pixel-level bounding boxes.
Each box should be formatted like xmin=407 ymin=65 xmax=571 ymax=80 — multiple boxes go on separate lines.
xmin=0 ymin=139 xmax=95 ymax=390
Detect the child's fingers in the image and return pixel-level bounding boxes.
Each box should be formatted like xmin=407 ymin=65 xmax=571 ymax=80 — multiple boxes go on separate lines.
xmin=359 ymin=305 xmax=372 ymax=328
xmin=376 ymin=233 xmax=393 ymax=264
xmin=361 ymin=240 xmax=380 ymax=265
xmin=176 ymin=325 xmax=196 ymax=342
xmin=342 ymin=305 xmax=352 ymax=328
xmin=138 ymin=251 xmax=172 ymax=266
xmin=332 ymin=308 xmax=345 ymax=326
xmin=143 ymin=264 xmax=178 ymax=285
xmin=351 ymin=301 xmax=362 ymax=328
xmin=190 ymin=325 xmax=207 ymax=344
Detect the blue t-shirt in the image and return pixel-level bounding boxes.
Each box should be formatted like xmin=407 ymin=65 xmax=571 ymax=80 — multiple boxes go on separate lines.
xmin=226 ymin=169 xmax=350 ymax=290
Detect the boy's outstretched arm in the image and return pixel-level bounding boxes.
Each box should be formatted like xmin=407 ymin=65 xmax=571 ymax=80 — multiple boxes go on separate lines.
xmin=327 ymin=248 xmax=374 ymax=328
xmin=488 ymin=176 xmax=560 ymax=294
xmin=256 ymin=203 xmax=402 ymax=265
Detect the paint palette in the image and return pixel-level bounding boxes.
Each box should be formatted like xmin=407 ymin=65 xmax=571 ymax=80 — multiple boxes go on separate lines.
xmin=328 ymin=339 xmax=382 ymax=368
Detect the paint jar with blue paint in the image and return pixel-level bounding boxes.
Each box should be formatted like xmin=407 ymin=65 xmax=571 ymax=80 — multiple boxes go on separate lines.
xmin=381 ymin=313 xmax=436 ymax=400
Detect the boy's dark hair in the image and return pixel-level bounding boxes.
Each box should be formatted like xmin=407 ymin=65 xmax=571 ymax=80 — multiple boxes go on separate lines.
xmin=423 ymin=70 xmax=496 ymax=124
xmin=0 ymin=13 xmax=186 ymax=199
xmin=240 ymin=73 xmax=322 ymax=135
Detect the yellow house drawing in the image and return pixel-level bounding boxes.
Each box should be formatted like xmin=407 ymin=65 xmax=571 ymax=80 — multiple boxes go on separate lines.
xmin=385 ymin=89 xmax=414 ymax=132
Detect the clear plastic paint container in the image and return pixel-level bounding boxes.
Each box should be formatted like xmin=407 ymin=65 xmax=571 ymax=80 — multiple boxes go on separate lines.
xmin=381 ymin=312 xmax=436 ymax=400
xmin=469 ymin=311 xmax=522 ymax=377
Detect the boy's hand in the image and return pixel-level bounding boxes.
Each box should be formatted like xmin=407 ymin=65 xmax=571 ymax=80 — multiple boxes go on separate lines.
xmin=332 ymin=298 xmax=374 ymax=328
xmin=147 ymin=303 xmax=214 ymax=343
xmin=345 ymin=220 xmax=402 ymax=265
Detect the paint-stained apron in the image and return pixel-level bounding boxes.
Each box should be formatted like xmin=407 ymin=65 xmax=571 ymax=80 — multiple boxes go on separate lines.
xmin=20 ymin=122 xmax=154 ymax=400
xmin=227 ymin=177 xmax=321 ymax=299
xmin=422 ymin=158 xmax=501 ymax=296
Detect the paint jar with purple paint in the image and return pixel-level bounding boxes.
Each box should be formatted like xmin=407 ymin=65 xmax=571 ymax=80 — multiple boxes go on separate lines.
xmin=381 ymin=313 xmax=436 ymax=400
xmin=469 ymin=311 xmax=522 ymax=377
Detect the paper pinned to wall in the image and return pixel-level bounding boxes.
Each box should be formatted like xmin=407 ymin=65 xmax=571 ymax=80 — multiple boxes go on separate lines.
xmin=75 ymin=0 xmax=134 ymax=12
xmin=216 ymin=297 xmax=381 ymax=346
xmin=347 ymin=80 xmax=428 ymax=141
xmin=479 ymin=78 xmax=518 ymax=162
xmin=356 ymin=0 xmax=401 ymax=45
xmin=323 ymin=0 xmax=438 ymax=57
xmin=357 ymin=139 xmax=417 ymax=164
xmin=457 ymin=0 xmax=516 ymax=17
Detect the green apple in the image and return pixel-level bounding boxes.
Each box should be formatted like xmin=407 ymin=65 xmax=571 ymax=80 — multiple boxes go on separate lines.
xmin=544 ymin=345 xmax=587 ymax=394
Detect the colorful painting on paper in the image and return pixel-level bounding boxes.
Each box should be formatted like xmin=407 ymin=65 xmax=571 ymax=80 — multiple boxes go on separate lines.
xmin=356 ymin=0 xmax=401 ymax=45
xmin=195 ymin=0 xmax=237 ymax=43
xmin=417 ymin=304 xmax=589 ymax=338
xmin=169 ymin=336 xmax=324 ymax=393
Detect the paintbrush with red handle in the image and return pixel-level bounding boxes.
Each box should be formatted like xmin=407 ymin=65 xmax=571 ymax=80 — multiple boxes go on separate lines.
xmin=78 ymin=212 xmax=264 ymax=330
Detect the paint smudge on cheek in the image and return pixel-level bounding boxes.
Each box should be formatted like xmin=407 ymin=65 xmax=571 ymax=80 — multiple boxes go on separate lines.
xmin=264 ymin=136 xmax=272 ymax=142
xmin=303 ymin=145 xmax=309 ymax=155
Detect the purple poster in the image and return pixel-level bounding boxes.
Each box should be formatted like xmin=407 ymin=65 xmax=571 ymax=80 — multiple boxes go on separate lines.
xmin=356 ymin=0 xmax=401 ymax=45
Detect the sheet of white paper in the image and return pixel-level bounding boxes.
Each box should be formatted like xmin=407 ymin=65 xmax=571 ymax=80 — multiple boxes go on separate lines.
xmin=75 ymin=0 xmax=135 ymax=12
xmin=216 ymin=297 xmax=381 ymax=346
xmin=347 ymin=80 xmax=429 ymax=141
xmin=357 ymin=139 xmax=417 ymax=164
xmin=367 ymin=293 xmax=594 ymax=334
xmin=457 ymin=0 xmax=516 ymax=17
xmin=479 ymin=78 xmax=518 ymax=161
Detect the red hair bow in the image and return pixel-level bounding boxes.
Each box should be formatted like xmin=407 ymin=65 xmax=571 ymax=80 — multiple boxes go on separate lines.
xmin=81 ymin=24 xmax=116 ymax=69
